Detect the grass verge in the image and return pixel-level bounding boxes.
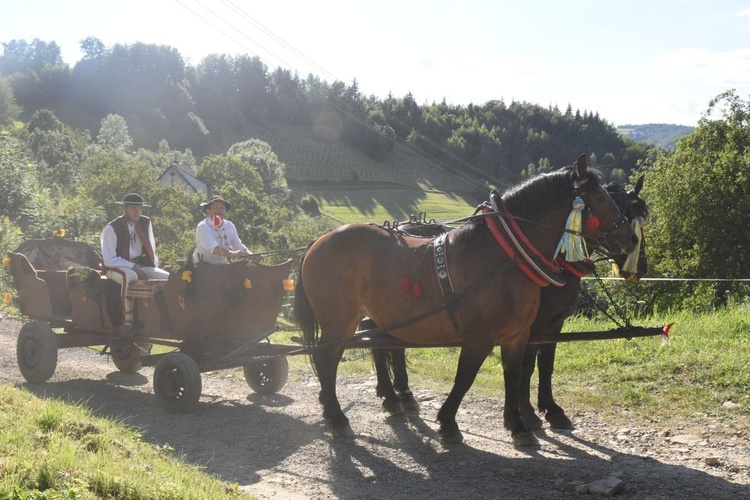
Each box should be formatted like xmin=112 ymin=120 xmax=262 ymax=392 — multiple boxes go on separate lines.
xmin=0 ymin=385 xmax=245 ymax=499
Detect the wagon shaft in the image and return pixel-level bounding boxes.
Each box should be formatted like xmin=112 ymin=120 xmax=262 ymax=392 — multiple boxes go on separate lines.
xmin=345 ymin=326 xmax=666 ymax=350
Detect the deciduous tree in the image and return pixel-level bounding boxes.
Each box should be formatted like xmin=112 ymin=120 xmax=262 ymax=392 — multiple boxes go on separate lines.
xmin=642 ymin=90 xmax=750 ymax=309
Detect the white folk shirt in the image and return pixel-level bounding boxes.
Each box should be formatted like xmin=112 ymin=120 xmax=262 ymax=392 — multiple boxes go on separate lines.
xmin=100 ymin=221 xmax=159 ymax=269
xmin=193 ymin=217 xmax=248 ymax=265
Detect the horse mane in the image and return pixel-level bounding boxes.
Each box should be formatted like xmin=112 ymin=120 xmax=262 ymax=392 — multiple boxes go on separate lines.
xmin=502 ymin=165 xmax=603 ymax=220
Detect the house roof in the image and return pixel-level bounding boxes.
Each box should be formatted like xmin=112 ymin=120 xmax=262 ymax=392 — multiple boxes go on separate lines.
xmin=158 ymin=163 xmax=207 ymax=195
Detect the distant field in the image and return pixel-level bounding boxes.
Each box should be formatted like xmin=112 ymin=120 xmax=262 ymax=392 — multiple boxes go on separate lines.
xmin=292 ymin=184 xmax=480 ymax=224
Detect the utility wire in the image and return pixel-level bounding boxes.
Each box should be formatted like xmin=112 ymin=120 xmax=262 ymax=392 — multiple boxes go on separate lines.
xmin=175 ymin=0 xmax=495 ymax=193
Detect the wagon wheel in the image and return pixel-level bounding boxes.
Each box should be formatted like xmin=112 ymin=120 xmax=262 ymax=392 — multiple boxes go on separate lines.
xmin=153 ymin=353 xmax=202 ymax=413
xmin=111 ymin=342 xmax=152 ymax=373
xmin=243 ymin=355 xmax=289 ymax=395
xmin=17 ymin=321 xmax=58 ymax=384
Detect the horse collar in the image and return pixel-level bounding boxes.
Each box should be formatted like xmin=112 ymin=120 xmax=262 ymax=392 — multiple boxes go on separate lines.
xmin=484 ymin=192 xmax=567 ymax=287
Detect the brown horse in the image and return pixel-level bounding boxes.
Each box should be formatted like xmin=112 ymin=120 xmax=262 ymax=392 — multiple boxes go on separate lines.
xmin=295 ymin=155 xmax=638 ymax=445
xmin=370 ymin=178 xmax=648 ymax=421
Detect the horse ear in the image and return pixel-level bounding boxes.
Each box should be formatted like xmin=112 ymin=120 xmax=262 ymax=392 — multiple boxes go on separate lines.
xmin=633 ymin=174 xmax=644 ymax=195
xmin=575 ymin=154 xmax=587 ymax=179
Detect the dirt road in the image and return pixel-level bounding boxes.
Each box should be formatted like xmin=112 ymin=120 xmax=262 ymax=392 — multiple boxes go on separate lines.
xmin=1 ymin=315 xmax=748 ymax=499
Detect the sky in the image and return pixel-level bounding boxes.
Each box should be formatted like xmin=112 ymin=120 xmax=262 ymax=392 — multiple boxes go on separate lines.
xmin=2 ymin=0 xmax=750 ymax=127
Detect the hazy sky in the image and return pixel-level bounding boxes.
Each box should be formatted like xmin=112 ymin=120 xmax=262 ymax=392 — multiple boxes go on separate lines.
xmin=3 ymin=0 xmax=750 ymax=127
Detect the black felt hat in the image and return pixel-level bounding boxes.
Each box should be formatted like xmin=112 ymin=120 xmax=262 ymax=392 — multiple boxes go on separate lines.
xmin=116 ymin=193 xmax=150 ymax=207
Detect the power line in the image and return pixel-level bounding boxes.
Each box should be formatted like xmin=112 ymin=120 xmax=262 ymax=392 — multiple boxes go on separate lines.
xmin=586 ymin=277 xmax=750 ymax=282
xmin=174 ymin=0 xmax=493 ymax=193
xmin=219 ymin=0 xmax=497 ymax=187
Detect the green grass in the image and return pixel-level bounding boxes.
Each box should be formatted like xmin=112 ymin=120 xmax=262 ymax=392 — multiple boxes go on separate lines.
xmin=0 ymin=386 xmax=245 ymax=499
xmin=293 ymin=185 xmax=478 ymax=225
xmin=2 ymin=307 xmax=747 ymax=497
xmin=549 ymin=308 xmax=750 ymax=425
xmin=278 ymin=305 xmax=750 ymax=432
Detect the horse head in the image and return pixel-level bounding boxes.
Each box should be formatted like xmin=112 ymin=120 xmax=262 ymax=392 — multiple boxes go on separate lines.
xmin=570 ymin=154 xmax=638 ymax=256
xmin=606 ymin=175 xmax=648 ymax=280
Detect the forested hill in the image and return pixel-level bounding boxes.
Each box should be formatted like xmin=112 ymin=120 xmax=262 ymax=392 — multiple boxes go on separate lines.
xmin=617 ymin=123 xmax=695 ymax=149
xmin=1 ymin=38 xmax=657 ymax=189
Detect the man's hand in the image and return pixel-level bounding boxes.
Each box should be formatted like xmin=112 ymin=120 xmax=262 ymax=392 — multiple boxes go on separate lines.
xmin=132 ymin=264 xmax=147 ymax=280
xmin=228 ymin=249 xmax=262 ymax=263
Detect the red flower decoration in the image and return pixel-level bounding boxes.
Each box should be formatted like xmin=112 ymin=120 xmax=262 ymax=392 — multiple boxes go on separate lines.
xmin=586 ymin=215 xmax=600 ymax=228
xmin=401 ymin=277 xmax=411 ymax=293
xmin=412 ymin=283 xmax=422 ymax=297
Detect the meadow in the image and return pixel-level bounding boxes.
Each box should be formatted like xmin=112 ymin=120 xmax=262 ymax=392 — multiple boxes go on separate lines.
xmin=5 ymin=303 xmax=746 ymax=498
xmin=2 ymin=189 xmax=748 ymax=498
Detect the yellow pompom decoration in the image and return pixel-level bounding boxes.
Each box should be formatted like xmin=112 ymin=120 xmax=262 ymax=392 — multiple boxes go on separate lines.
xmin=1 ymin=257 xmax=10 ymax=267
xmin=4 ymin=292 xmax=12 ymax=304
xmin=54 ymin=228 xmax=66 ymax=237
xmin=283 ymin=279 xmax=294 ymax=291
xmin=621 ymin=216 xmax=645 ymax=275
xmin=244 ymin=279 xmax=252 ymax=289
xmin=181 ymin=270 xmax=192 ymax=283
xmin=555 ymin=196 xmax=589 ymax=262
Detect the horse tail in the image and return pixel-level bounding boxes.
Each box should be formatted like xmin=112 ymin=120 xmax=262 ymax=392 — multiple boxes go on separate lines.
xmin=293 ymin=248 xmax=319 ymax=350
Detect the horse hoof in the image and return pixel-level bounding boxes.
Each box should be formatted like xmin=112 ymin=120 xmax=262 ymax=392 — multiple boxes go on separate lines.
xmin=512 ymin=431 xmax=539 ymax=447
xmin=521 ymin=413 xmax=544 ymax=430
xmin=439 ymin=429 xmax=464 ymax=444
xmin=331 ymin=424 xmax=356 ymax=439
xmin=399 ymin=394 xmax=421 ymax=412
xmin=381 ymin=398 xmax=404 ymax=415
xmin=546 ymin=412 xmax=574 ymax=430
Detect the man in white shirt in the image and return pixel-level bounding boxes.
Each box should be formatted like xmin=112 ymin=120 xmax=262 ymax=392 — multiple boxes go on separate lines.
xmin=193 ymin=195 xmax=261 ymax=265
xmin=100 ymin=193 xmax=169 ymax=328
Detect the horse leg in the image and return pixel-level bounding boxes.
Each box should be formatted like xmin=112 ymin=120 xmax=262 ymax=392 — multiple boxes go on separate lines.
xmin=519 ymin=344 xmax=544 ymax=429
xmin=391 ymin=348 xmax=420 ymax=411
xmin=537 ymin=343 xmax=574 ymax=429
xmin=313 ymin=341 xmax=354 ymax=438
xmin=502 ymin=343 xmax=539 ymax=446
xmin=437 ymin=343 xmax=494 ymax=444
xmin=373 ymin=349 xmax=403 ymax=414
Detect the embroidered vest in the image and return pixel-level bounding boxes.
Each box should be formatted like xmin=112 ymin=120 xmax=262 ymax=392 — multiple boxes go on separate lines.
xmin=108 ymin=215 xmax=155 ymax=267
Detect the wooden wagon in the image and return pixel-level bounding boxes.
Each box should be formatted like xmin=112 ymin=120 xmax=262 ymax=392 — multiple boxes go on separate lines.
xmin=7 ymin=239 xmax=293 ymax=412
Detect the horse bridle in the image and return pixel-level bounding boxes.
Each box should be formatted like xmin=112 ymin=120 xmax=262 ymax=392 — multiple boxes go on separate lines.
xmin=575 ymin=178 xmax=630 ymax=251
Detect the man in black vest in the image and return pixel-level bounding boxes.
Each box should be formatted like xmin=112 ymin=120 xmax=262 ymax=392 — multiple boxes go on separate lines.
xmin=100 ymin=193 xmax=169 ymax=328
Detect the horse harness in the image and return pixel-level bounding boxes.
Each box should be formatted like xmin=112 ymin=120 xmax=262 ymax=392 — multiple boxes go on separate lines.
xmin=356 ymin=184 xmax=623 ymax=343
xmin=430 ymin=184 xmax=627 ymax=333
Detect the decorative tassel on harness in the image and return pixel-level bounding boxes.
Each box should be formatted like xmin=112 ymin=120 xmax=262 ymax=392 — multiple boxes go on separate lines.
xmin=555 ymin=196 xmax=589 ymax=262
xmin=621 ymin=216 xmax=645 ymax=275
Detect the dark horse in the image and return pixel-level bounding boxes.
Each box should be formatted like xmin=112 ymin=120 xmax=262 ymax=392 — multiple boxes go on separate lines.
xmin=370 ymin=177 xmax=649 ymax=421
xmin=519 ymin=176 xmax=648 ymax=430
xmin=294 ymin=155 xmax=638 ymax=445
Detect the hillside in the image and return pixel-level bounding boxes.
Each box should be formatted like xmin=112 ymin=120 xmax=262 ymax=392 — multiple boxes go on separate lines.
xmin=617 ymin=123 xmax=694 ymax=149
xmin=244 ymin=123 xmax=471 ymax=190
xmin=242 ymin=122 xmax=488 ymax=222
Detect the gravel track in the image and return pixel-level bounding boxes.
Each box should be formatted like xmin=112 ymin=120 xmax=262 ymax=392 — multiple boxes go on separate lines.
xmin=1 ymin=314 xmax=748 ymax=499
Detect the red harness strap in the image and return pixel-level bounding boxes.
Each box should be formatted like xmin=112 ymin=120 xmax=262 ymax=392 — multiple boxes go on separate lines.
xmin=482 ymin=204 xmax=566 ymax=287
